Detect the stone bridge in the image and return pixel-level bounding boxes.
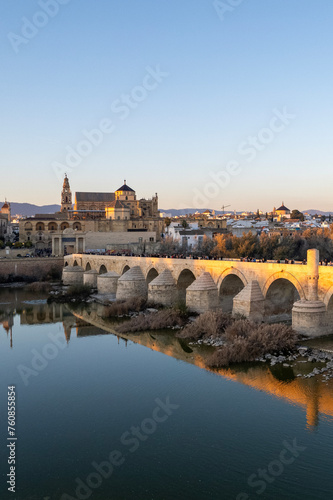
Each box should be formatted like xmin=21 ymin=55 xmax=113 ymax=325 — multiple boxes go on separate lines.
xmin=63 ymin=249 xmax=333 ymax=337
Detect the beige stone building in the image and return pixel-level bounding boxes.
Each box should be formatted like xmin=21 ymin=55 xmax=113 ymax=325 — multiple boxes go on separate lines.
xmin=74 ymin=180 xmax=159 ymax=218
xmin=272 ymin=202 xmax=291 ymax=221
xmin=19 ymin=176 xmax=163 ymax=253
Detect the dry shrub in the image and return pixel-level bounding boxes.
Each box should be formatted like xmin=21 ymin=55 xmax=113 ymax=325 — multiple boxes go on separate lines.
xmin=223 ymin=319 xmax=254 ymax=341
xmin=26 ymin=282 xmax=52 ymax=293
xmin=66 ymin=284 xmax=92 ymax=298
xmin=116 ymin=309 xmax=187 ymax=333
xmin=105 ymin=297 xmax=147 ymax=317
xmin=177 ymin=310 xmax=233 ymax=340
xmin=208 ymin=323 xmax=298 ymax=368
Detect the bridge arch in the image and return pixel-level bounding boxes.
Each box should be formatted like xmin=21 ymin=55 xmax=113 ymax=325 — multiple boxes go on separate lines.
xmin=73 ymin=260 xmax=78 ymax=267
xmin=263 ymin=272 xmax=305 ymax=300
xmin=216 ymin=268 xmax=248 ymax=290
xmin=264 ymin=274 xmax=302 ymax=320
xmin=85 ymin=263 xmax=91 ymax=271
xmin=177 ymin=268 xmax=196 ymax=301
xmin=323 ymin=285 xmax=333 ymax=308
xmin=121 ymin=264 xmax=130 ymax=275
xmin=99 ymin=265 xmax=107 ymax=275
xmin=146 ymin=267 xmax=159 ymax=284
xmin=217 ymin=268 xmax=247 ymax=313
xmin=324 ymin=287 xmax=333 ymax=324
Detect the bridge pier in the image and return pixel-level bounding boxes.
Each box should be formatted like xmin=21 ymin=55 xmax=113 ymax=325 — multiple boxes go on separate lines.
xmin=97 ymin=271 xmax=120 ymax=294
xmin=186 ymin=272 xmax=219 ymax=314
xmin=232 ymin=280 xmax=265 ymax=322
xmin=83 ymin=269 xmax=98 ymax=288
xmin=292 ymin=249 xmax=329 ymax=337
xmin=116 ymin=266 xmax=148 ymax=301
xmin=148 ymin=269 xmax=177 ymax=306
xmin=62 ymin=266 xmax=84 ymax=285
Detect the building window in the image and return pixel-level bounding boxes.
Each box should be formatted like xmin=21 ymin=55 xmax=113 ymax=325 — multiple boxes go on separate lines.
xmin=149 ymin=237 xmax=154 ymax=242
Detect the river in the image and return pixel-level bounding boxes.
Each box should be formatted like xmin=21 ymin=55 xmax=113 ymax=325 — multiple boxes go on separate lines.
xmin=1 ymin=286 xmax=333 ymax=500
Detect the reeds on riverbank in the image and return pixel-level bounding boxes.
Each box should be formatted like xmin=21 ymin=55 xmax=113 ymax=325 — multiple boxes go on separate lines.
xmin=104 ymin=297 xmax=147 ymax=317
xmin=177 ymin=310 xmax=233 ymax=340
xmin=25 ymin=282 xmax=52 ymax=293
xmin=207 ymin=321 xmax=298 ymax=367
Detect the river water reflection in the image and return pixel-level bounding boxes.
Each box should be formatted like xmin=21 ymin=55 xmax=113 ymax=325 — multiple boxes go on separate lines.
xmin=1 ymin=286 xmax=333 ymax=500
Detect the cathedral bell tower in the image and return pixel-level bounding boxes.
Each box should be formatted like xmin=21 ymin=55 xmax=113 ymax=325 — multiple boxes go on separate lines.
xmin=61 ymin=174 xmax=72 ymax=212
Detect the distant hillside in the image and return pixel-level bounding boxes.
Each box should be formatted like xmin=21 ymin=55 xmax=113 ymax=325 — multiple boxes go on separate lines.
xmin=161 ymin=208 xmax=237 ymax=217
xmin=163 ymin=208 xmax=333 ymax=217
xmin=4 ymin=202 xmax=332 ymax=218
xmin=303 ymin=209 xmax=332 ymax=216
xmin=1 ymin=202 xmax=61 ymax=217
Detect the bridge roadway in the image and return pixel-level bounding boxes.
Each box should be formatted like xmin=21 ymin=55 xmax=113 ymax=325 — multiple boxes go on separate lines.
xmin=64 ymin=253 xmax=333 ymax=307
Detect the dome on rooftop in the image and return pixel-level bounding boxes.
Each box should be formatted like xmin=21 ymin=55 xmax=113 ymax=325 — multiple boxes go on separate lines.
xmin=116 ymin=180 xmax=135 ymax=192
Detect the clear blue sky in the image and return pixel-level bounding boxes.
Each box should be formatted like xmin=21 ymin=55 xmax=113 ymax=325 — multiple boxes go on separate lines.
xmin=1 ymin=0 xmax=333 ymax=212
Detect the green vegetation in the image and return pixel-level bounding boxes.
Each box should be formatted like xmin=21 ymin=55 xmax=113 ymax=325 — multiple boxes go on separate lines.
xmin=164 ymin=217 xmax=171 ymax=229
xmin=290 ymin=209 xmax=304 ymax=221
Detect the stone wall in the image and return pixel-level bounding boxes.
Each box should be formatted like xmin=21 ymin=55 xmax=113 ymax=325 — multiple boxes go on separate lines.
xmin=0 ymin=257 xmax=63 ymax=281
xmin=85 ymin=231 xmax=157 ymax=250
xmin=0 ymin=248 xmax=32 ymax=258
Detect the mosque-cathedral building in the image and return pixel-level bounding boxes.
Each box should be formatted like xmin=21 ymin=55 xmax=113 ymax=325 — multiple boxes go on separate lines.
xmin=19 ymin=176 xmax=163 ymax=254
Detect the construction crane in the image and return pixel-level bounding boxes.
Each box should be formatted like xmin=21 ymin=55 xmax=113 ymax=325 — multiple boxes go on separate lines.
xmin=221 ymin=204 xmax=231 ymax=215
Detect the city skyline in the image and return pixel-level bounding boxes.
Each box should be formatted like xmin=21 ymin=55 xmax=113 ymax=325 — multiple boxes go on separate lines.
xmin=1 ymin=1 xmax=333 ymax=211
